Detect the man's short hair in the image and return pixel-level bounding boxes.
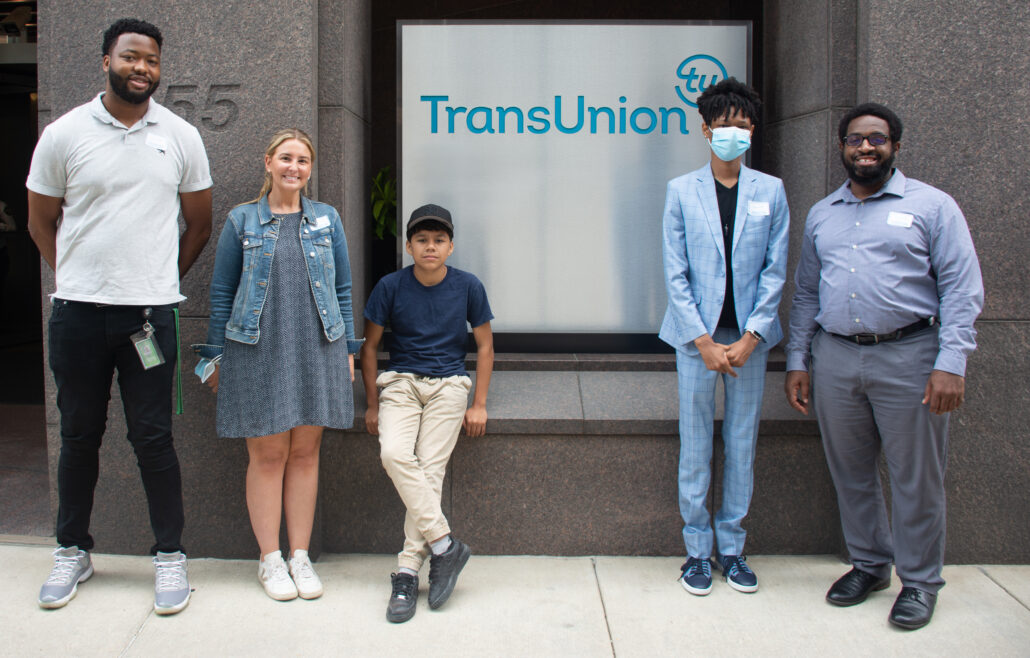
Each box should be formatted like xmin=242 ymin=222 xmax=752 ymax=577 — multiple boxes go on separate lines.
xmin=838 ymin=102 xmax=903 ymax=143
xmin=102 ymin=18 xmax=163 ymax=55
xmin=696 ymin=77 xmax=761 ymax=126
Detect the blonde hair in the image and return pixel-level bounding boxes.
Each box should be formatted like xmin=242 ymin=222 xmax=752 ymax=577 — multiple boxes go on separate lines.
xmin=244 ymin=128 xmax=316 ymax=205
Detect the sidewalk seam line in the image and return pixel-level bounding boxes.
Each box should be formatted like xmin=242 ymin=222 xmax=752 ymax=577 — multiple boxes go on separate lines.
xmin=592 ymin=557 xmax=617 ymax=658
xmin=978 ymin=566 xmax=1030 ymax=612
xmin=119 ymin=608 xmax=153 ymax=657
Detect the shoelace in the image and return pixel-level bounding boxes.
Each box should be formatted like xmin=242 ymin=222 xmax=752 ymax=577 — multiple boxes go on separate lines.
xmin=154 ymin=557 xmax=187 ymax=592
xmin=725 ymin=556 xmax=752 ymax=578
xmin=45 ymin=553 xmax=81 ymax=585
xmin=392 ymin=574 xmax=417 ymax=599
xmin=264 ymin=558 xmax=291 ymax=584
xmin=684 ymin=559 xmax=710 ymax=579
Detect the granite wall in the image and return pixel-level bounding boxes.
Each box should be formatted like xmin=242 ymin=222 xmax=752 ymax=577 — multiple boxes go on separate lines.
xmin=764 ymin=0 xmax=1030 ymax=562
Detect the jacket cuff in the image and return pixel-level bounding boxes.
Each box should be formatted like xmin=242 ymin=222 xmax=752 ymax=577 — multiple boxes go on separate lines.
xmin=192 ymin=343 xmax=224 ymax=360
xmin=346 ymin=338 xmax=365 ymax=354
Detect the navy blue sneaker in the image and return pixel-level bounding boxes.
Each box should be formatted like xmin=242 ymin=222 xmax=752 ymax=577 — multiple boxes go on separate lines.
xmin=679 ymin=556 xmax=712 ymax=596
xmin=716 ymin=554 xmax=758 ymax=593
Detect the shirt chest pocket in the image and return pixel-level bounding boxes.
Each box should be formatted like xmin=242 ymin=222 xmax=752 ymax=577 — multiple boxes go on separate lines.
xmin=240 ymin=235 xmax=264 ymax=271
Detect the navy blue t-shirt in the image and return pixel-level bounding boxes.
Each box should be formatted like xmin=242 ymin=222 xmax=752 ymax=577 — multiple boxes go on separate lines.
xmin=364 ymin=265 xmax=493 ymax=377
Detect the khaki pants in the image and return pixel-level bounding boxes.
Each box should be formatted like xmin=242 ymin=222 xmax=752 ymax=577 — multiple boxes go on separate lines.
xmin=376 ymin=371 xmax=471 ymax=571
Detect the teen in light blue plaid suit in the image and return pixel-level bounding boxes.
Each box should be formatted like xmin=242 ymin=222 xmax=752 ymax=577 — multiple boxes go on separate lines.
xmin=659 ymin=78 xmax=789 ymax=596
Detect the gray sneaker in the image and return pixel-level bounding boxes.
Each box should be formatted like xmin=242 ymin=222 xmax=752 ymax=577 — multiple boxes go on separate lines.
xmin=38 ymin=546 xmax=94 ymax=609
xmin=153 ymin=551 xmax=191 ymax=615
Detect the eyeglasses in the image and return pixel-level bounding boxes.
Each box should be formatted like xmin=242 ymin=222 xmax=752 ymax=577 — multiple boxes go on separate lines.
xmin=843 ymin=132 xmax=890 ymax=147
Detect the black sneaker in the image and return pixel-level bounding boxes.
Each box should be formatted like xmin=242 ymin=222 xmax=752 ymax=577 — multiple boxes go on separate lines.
xmin=427 ymin=537 xmax=471 ymax=609
xmin=386 ymin=572 xmax=418 ymax=623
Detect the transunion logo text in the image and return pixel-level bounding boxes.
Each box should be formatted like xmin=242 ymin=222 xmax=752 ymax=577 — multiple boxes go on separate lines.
xmin=417 ymin=54 xmax=727 ymax=136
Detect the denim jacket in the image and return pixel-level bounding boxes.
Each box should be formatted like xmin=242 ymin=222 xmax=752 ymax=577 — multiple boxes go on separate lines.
xmin=194 ymin=195 xmax=361 ymax=362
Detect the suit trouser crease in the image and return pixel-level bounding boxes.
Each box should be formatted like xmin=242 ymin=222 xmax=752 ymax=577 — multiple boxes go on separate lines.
xmin=676 ymin=327 xmax=768 ymax=559
xmin=811 ymin=328 xmax=948 ymax=593
xmin=377 ymin=371 xmax=471 ymax=571
xmin=49 ymin=300 xmax=185 ymax=554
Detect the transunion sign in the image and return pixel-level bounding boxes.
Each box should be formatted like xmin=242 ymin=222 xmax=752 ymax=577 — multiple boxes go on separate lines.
xmin=401 ymin=22 xmax=749 ymax=333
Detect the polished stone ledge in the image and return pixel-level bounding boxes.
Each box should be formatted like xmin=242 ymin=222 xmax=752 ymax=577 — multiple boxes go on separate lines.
xmin=347 ymin=366 xmax=817 ymax=437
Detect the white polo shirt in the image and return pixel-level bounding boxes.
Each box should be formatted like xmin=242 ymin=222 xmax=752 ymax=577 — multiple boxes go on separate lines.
xmin=27 ymin=93 xmax=213 ymax=305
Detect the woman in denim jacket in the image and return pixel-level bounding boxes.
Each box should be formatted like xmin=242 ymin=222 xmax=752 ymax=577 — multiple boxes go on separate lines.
xmin=196 ymin=129 xmax=360 ymax=601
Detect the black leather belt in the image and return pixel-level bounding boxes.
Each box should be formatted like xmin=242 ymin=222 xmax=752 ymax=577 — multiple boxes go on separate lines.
xmin=829 ymin=317 xmax=936 ymax=345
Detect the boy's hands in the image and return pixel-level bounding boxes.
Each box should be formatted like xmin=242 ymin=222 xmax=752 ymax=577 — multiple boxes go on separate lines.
xmin=463 ymin=403 xmax=487 ymax=437
xmin=694 ymin=334 xmax=737 ymax=377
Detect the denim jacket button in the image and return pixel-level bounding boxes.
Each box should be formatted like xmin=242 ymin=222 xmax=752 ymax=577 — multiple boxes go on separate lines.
xmin=322 ymin=309 xmax=327 ymax=315
xmin=243 ymin=240 xmax=249 ymax=246
xmin=315 ymin=281 xmax=321 ymax=288
xmin=309 ymin=251 xmax=315 ymax=257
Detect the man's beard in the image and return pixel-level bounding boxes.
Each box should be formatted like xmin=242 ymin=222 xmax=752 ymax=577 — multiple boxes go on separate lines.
xmin=108 ymin=68 xmax=159 ymax=105
xmin=842 ymin=149 xmax=895 ymax=187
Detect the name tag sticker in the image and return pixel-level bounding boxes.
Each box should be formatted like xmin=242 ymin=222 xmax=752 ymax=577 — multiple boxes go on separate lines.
xmin=887 ymin=211 xmax=914 ymax=228
xmin=145 ymin=133 xmax=168 ymax=153
xmin=312 ymin=215 xmax=331 ymax=230
xmin=748 ymin=201 xmax=770 ymax=216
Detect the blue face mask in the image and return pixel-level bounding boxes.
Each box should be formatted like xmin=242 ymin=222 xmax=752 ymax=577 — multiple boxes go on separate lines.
xmin=707 ymin=126 xmax=752 ymax=162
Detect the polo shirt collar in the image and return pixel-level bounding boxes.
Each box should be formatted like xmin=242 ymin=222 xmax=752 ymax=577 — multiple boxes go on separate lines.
xmin=89 ymin=92 xmax=160 ymax=131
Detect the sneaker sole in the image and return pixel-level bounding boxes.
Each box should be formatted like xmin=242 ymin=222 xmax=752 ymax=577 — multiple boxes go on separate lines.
xmin=724 ymin=577 xmax=759 ymax=593
xmin=679 ymin=576 xmax=712 ymax=596
xmin=297 ymin=586 xmax=323 ymax=600
xmin=155 ymin=589 xmax=191 ymax=615
xmin=38 ymin=563 xmax=94 ymax=609
xmin=428 ymin=543 xmax=470 ymax=609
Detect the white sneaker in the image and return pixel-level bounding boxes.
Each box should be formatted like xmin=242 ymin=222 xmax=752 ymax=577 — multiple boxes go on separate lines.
xmin=288 ymin=549 xmax=324 ymax=600
xmin=38 ymin=546 xmax=93 ymax=609
xmin=153 ymin=551 xmax=191 ymax=615
xmin=258 ymin=550 xmax=298 ymax=601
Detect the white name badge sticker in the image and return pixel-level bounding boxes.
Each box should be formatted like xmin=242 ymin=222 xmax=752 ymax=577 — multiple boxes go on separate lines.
xmin=887 ymin=211 xmax=914 ymax=228
xmin=145 ymin=133 xmax=168 ymax=153
xmin=748 ymin=201 xmax=770 ymax=216
xmin=312 ymin=215 xmax=331 ymax=230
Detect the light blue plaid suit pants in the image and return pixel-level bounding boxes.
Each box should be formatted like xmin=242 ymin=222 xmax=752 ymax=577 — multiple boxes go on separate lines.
xmin=676 ymin=327 xmax=768 ymax=558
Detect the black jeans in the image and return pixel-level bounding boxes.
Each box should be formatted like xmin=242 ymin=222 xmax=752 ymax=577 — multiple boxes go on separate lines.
xmin=49 ymin=300 xmax=184 ymax=554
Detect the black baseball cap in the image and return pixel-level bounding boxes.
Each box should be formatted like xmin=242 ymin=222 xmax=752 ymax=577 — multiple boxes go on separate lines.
xmin=406 ymin=204 xmax=454 ymax=239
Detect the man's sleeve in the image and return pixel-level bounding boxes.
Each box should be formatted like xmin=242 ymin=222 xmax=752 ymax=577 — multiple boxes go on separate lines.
xmin=928 ymin=195 xmax=984 ymax=376
xmin=785 ymin=210 xmax=822 ymax=371
xmin=25 ymin=126 xmax=67 ymax=198
xmin=178 ymin=125 xmax=213 ymax=193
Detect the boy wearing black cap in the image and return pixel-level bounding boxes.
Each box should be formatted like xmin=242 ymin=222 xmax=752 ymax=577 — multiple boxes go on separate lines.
xmin=360 ymin=204 xmax=494 ymax=623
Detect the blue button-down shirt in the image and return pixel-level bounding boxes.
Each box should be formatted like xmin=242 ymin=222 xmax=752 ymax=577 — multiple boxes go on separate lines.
xmin=786 ymin=170 xmax=983 ymax=376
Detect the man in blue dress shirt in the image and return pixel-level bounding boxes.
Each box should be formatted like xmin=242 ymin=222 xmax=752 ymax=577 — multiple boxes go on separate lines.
xmin=784 ymin=103 xmax=983 ymax=630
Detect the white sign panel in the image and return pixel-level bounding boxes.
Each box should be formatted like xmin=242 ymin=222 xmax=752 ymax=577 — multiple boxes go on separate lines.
xmin=401 ymin=22 xmax=750 ymax=333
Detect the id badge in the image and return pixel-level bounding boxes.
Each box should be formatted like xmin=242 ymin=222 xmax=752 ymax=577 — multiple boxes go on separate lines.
xmin=131 ymin=325 xmax=165 ymax=370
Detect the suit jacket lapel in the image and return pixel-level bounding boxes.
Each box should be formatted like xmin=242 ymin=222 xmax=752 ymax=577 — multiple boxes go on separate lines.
xmin=695 ymin=165 xmax=725 ymax=260
xmin=731 ymin=165 xmax=757 ymax=255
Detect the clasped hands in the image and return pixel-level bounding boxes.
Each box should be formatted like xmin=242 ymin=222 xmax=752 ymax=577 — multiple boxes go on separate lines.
xmin=694 ymin=332 xmax=760 ymax=377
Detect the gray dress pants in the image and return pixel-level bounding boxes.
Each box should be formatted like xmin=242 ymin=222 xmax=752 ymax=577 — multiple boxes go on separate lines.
xmin=811 ymin=327 xmax=949 ymax=593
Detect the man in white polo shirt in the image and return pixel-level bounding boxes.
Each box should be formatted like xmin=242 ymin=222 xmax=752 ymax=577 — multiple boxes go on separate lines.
xmin=27 ymin=18 xmax=212 ymax=615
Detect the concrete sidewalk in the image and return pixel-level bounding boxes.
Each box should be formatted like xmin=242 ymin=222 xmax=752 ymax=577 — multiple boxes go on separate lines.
xmin=2 ymin=538 xmax=1029 ymax=657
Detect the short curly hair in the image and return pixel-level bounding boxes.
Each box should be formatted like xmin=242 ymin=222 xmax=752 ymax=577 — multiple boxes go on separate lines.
xmin=838 ymin=102 xmax=903 ymax=143
xmin=102 ymin=18 xmax=163 ymax=56
xmin=696 ymin=77 xmax=761 ymax=126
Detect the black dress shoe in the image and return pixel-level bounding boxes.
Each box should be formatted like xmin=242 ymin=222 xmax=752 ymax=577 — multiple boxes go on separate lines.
xmin=826 ymin=567 xmax=891 ymax=606
xmin=889 ymin=587 xmax=937 ymax=630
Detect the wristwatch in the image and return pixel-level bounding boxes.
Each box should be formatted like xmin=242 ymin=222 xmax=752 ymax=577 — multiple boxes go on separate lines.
xmin=745 ymin=329 xmax=763 ymax=342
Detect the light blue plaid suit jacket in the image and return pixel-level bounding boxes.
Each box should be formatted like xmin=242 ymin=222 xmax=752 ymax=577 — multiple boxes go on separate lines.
xmin=659 ymin=163 xmax=790 ymax=355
